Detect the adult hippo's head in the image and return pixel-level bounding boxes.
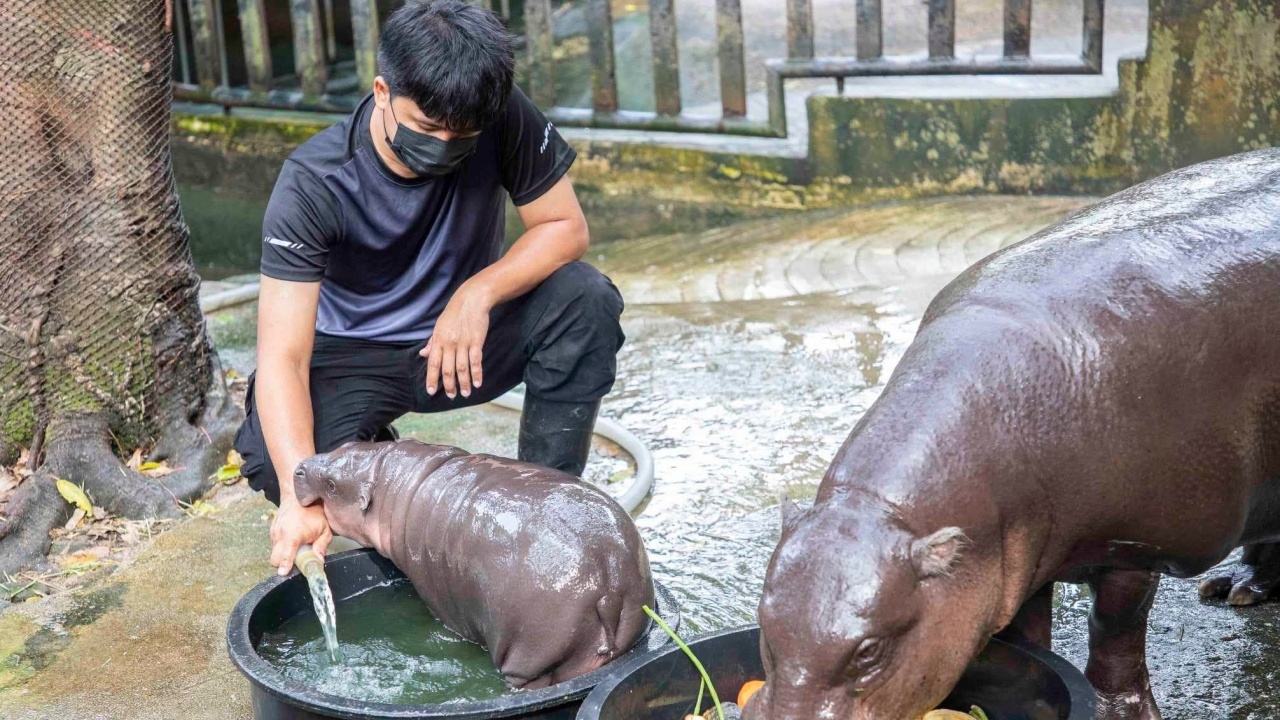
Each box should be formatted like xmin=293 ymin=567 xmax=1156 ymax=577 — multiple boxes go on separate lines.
xmin=744 ymin=495 xmax=992 ymax=720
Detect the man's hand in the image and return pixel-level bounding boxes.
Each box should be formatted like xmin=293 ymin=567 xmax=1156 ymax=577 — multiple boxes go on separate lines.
xmin=270 ymin=499 xmax=332 ymax=576
xmin=422 ymin=281 xmax=493 ymax=399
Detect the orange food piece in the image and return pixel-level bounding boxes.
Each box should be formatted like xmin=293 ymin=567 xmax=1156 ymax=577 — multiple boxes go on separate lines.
xmin=738 ymin=680 xmax=766 ymax=707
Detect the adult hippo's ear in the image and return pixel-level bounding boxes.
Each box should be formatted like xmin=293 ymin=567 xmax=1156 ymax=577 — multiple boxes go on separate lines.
xmin=779 ymin=492 xmax=803 ymax=533
xmin=910 ymin=527 xmax=969 ymax=579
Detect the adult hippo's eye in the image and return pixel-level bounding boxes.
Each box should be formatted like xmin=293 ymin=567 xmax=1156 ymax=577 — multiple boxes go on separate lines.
xmin=848 ymin=637 xmax=886 ymax=682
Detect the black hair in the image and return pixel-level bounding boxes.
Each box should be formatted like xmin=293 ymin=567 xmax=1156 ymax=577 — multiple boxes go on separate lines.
xmin=377 ymin=0 xmax=516 ymax=132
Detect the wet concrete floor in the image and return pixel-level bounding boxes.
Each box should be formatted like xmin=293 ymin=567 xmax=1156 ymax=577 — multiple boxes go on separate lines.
xmin=3 ymin=195 xmax=1278 ymax=718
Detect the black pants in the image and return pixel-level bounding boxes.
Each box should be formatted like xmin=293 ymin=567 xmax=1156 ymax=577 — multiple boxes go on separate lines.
xmin=234 ymin=262 xmax=625 ymax=505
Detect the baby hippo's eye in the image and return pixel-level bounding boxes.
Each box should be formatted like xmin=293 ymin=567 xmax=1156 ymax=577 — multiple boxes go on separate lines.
xmin=326 ymin=478 xmax=337 ymax=493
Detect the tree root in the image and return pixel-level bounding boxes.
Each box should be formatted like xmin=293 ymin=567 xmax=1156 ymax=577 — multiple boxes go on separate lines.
xmin=0 ymin=471 xmax=67 ymax=578
xmin=42 ymin=416 xmax=183 ymax=520
xmin=146 ymin=351 xmax=243 ymax=501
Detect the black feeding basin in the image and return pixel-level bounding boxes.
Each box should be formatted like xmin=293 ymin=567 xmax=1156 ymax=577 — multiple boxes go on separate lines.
xmin=576 ymin=625 xmax=1095 ymax=720
xmin=227 ymin=548 xmax=681 ymax=720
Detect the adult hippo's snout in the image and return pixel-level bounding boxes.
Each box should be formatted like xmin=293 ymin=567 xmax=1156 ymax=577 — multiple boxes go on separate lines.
xmin=745 ymin=498 xmax=988 ymax=720
xmin=293 ymin=438 xmax=656 ymax=689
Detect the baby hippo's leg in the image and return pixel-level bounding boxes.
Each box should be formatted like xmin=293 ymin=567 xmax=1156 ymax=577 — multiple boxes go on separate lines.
xmin=1198 ymin=542 xmax=1280 ymax=606
xmin=1086 ymin=570 xmax=1161 ymax=720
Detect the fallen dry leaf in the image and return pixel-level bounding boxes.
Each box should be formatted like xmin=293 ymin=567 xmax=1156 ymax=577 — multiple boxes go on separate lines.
xmin=126 ymin=449 xmax=143 ymax=472
xmin=214 ymin=464 xmax=241 ymax=484
xmin=55 ymin=479 xmax=93 ymax=517
xmin=13 ymin=448 xmax=32 ymax=478
xmin=64 ymin=508 xmax=86 ymax=531
xmin=0 ymin=467 xmax=18 ymax=495
xmin=139 ymin=461 xmax=177 ymax=478
xmin=121 ymin=523 xmax=141 ymax=546
xmin=183 ymin=499 xmax=219 ymax=517
xmin=57 ymin=545 xmax=112 ymax=571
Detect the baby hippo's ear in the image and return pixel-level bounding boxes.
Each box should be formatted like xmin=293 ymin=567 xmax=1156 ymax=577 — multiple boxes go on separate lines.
xmin=357 ymin=478 xmax=373 ymax=513
xmin=910 ymin=527 xmax=969 ymax=579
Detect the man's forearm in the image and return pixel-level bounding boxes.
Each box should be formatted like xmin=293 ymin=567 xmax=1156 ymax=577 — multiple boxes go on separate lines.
xmin=256 ymin=360 xmax=316 ymax=504
xmin=468 ymin=215 xmax=588 ymax=306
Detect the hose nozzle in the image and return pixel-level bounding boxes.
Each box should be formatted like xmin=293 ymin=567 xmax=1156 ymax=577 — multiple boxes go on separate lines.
xmin=295 ymin=544 xmax=325 ymax=581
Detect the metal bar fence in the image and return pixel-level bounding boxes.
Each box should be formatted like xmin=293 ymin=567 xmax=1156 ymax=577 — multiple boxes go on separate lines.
xmin=172 ymin=0 xmax=1109 ymax=139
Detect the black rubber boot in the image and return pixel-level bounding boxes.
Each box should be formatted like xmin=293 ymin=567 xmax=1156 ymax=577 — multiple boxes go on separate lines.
xmin=373 ymin=424 xmax=400 ymax=442
xmin=517 ymin=397 xmax=600 ymax=477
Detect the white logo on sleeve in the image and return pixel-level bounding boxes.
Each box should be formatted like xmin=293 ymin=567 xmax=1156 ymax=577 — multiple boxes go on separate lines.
xmin=540 ymin=122 xmax=552 ymax=154
xmin=264 ymin=236 xmax=305 ymax=250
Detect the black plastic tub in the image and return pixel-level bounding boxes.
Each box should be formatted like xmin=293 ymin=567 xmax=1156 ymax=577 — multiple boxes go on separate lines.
xmin=576 ymin=625 xmax=1095 ymax=720
xmin=227 ymin=548 xmax=681 ymax=720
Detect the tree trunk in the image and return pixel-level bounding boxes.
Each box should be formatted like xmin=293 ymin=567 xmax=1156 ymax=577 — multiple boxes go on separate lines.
xmin=0 ymin=0 xmax=242 ymax=575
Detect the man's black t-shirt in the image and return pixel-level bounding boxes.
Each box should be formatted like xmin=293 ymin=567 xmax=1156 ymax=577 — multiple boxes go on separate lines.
xmin=259 ymin=86 xmax=576 ymax=342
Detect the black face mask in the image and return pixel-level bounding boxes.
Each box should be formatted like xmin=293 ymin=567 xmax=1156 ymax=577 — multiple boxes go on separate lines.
xmin=383 ymin=98 xmax=479 ymax=178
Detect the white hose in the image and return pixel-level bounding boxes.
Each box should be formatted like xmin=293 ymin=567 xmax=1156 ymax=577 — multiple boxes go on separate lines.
xmin=488 ymin=392 xmax=655 ymax=514
xmin=199 ymin=282 xmax=261 ymax=313
xmin=199 ymin=283 xmax=655 ymax=512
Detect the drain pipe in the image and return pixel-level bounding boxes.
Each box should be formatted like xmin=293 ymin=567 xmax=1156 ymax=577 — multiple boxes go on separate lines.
xmin=199 ymin=281 xmax=655 ymax=513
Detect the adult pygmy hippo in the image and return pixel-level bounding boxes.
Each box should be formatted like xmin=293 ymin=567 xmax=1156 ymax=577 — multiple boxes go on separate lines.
xmin=746 ymin=149 xmax=1280 ymax=720
xmin=293 ymin=438 xmax=655 ymax=689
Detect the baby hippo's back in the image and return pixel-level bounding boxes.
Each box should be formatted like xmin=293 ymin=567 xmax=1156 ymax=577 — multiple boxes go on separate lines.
xmin=368 ymin=441 xmax=656 ymax=689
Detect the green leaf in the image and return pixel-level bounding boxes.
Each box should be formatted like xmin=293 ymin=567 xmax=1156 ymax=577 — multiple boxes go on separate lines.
xmin=215 ymin=464 xmax=242 ymax=483
xmin=969 ymin=706 xmax=990 ymax=720
xmin=55 ymin=479 xmax=93 ymax=517
xmin=138 ymin=461 xmax=162 ymax=471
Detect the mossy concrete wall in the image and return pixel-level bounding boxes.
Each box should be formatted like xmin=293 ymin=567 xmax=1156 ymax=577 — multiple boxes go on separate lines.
xmin=809 ymin=0 xmax=1280 ymax=194
xmin=172 ymin=0 xmax=1280 ymax=254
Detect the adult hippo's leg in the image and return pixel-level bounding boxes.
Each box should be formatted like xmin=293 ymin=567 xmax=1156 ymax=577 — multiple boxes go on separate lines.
xmin=1085 ymin=570 xmax=1162 ymax=720
xmin=1198 ymin=542 xmax=1280 ymax=606
xmin=995 ymin=582 xmax=1054 ymax=649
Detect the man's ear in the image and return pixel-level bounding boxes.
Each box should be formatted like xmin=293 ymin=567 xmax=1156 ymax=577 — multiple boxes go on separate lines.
xmin=910 ymin=527 xmax=969 ymax=579
xmin=293 ymin=466 xmax=323 ymax=507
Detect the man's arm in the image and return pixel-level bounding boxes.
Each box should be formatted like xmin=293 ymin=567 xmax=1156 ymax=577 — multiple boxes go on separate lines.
xmin=257 ymin=276 xmax=333 ymax=574
xmin=422 ymin=174 xmax=588 ymax=398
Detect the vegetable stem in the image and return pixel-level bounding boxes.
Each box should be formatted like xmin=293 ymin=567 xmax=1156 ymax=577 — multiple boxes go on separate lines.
xmin=643 ymin=605 xmax=725 ymax=720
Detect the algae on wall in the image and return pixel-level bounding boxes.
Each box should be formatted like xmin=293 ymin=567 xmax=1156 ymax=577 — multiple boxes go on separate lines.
xmin=808 ymin=0 xmax=1280 ymax=195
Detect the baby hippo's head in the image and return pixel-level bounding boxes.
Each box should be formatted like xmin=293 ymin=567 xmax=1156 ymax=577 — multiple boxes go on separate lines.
xmin=744 ymin=497 xmax=991 ymax=720
xmin=293 ymin=442 xmax=386 ymax=546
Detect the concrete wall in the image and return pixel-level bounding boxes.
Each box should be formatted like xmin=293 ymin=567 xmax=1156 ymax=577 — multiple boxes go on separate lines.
xmin=173 ymin=0 xmax=1280 ymax=261
xmin=808 ymin=0 xmax=1280 ymax=194
xmin=172 ymin=111 xmax=801 ymax=278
